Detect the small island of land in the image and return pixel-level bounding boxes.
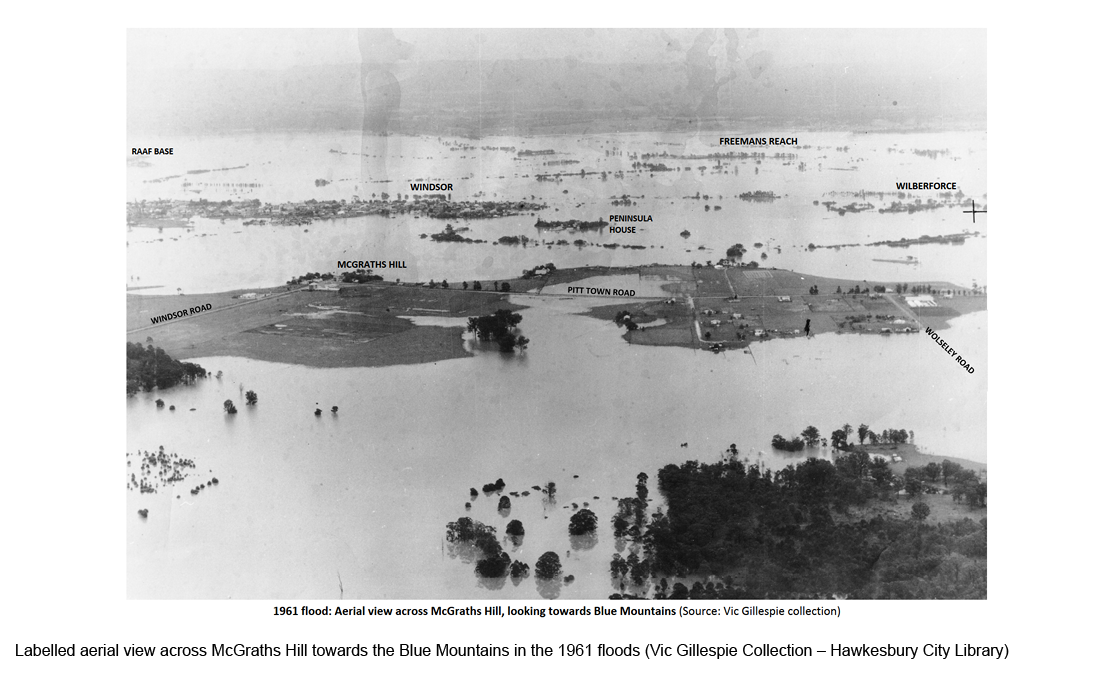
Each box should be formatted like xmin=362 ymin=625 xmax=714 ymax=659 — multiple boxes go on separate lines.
xmin=127 ymin=283 xmax=528 ymax=368
xmin=578 ymin=264 xmax=985 ymax=352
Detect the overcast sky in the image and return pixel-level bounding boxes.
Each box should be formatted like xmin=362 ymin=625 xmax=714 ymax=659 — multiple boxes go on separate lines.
xmin=128 ymin=28 xmax=984 ymax=73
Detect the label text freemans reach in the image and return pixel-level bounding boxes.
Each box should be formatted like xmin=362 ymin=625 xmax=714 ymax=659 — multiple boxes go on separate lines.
xmin=719 ymin=138 xmax=797 ymax=146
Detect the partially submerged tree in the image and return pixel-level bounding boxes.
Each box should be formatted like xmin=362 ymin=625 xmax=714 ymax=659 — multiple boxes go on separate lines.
xmin=802 ymin=426 xmax=820 ymax=446
xmin=535 ymin=551 xmax=562 ymax=580
xmin=475 ymin=553 xmax=510 ymax=578
xmin=569 ymin=509 xmax=598 ymax=535
xmin=509 ymin=560 xmax=530 ymax=579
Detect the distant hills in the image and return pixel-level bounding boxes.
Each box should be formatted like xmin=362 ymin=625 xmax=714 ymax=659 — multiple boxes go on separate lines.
xmin=128 ymin=58 xmax=986 ymax=136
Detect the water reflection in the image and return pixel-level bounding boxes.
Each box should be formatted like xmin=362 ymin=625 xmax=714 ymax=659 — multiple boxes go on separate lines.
xmin=570 ymin=532 xmax=598 ymax=552
xmin=535 ymin=578 xmax=562 ymax=600
xmin=477 ymin=576 xmax=507 ymax=592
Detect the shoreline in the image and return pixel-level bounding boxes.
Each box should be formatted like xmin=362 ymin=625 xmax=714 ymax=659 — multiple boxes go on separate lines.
xmin=127 ymin=283 xmax=528 ymax=369
xmin=838 ymin=443 xmax=986 ymax=474
xmin=128 ymin=264 xmax=985 ymax=368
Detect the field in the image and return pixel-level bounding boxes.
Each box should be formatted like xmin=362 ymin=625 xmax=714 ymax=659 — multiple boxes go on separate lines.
xmin=842 ymin=491 xmax=985 ymax=527
xmin=579 ymin=265 xmax=985 ymax=350
xmin=127 ymin=284 xmax=525 ymax=368
xmin=837 ymin=443 xmax=987 ymax=524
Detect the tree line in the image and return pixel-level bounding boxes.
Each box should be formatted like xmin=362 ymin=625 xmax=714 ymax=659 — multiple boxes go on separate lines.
xmin=773 ymin=423 xmax=914 ymax=451
xmin=127 ymin=342 xmax=206 ymax=396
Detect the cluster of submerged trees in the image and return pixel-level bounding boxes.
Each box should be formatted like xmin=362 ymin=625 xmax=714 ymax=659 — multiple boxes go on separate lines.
xmin=466 ymin=309 xmax=529 ymax=353
xmin=445 ymin=517 xmax=534 ymax=580
xmin=126 ymin=342 xmax=206 ymax=396
xmin=613 ymin=310 xmax=640 ymax=332
xmin=446 ymin=478 xmax=595 ymax=585
xmin=773 ymin=423 xmax=914 ymax=451
xmin=726 ymin=243 xmax=747 ymax=258
xmin=611 ymin=449 xmax=987 ymax=599
xmin=224 ymin=390 xmax=259 ymax=415
xmin=521 ymin=262 xmax=557 ymax=280
xmin=608 ymin=473 xmax=655 ymax=592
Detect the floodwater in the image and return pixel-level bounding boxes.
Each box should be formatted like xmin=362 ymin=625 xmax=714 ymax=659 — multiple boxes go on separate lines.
xmin=126 ymin=131 xmax=987 ymax=294
xmin=127 ymin=130 xmax=986 ymax=599
xmin=127 ymin=295 xmax=986 ymax=599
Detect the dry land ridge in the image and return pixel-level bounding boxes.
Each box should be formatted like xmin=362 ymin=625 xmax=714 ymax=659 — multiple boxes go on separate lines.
xmin=127 ymin=265 xmax=985 ymax=367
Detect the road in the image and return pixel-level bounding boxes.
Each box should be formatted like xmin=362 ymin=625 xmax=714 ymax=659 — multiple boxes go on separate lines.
xmin=126 ymin=287 xmax=307 ymax=335
xmin=884 ymin=293 xmax=923 ymax=327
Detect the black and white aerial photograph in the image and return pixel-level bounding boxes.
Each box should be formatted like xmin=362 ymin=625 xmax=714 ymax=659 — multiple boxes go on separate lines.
xmin=126 ymin=28 xmax=987 ymax=600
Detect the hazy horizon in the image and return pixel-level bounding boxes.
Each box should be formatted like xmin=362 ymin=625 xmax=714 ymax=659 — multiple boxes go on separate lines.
xmin=128 ymin=28 xmax=986 ymax=136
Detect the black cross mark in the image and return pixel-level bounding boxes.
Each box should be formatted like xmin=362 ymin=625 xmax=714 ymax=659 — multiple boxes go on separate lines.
xmin=963 ymin=199 xmax=986 ymax=223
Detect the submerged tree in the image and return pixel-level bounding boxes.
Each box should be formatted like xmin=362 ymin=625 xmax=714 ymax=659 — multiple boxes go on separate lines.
xmin=535 ymin=551 xmax=563 ymax=580
xmin=610 ymin=553 xmax=629 ymax=579
xmin=802 ymin=426 xmax=820 ymax=446
xmin=223 ymin=399 xmax=238 ymax=414
xmin=569 ymin=509 xmax=598 ymax=535
xmin=509 ymin=560 xmax=530 ymax=579
xmin=245 ymin=390 xmax=258 ymax=405
xmin=476 ymin=553 xmax=511 ymax=578
xmin=470 ymin=309 xmax=525 ymax=353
